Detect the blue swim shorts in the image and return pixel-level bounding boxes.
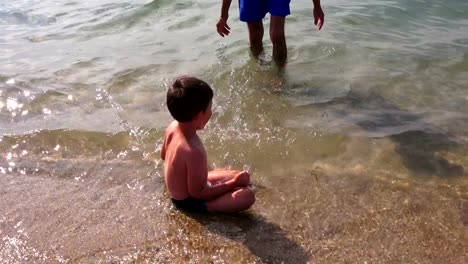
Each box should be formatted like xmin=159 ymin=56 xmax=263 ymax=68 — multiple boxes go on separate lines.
xmin=172 ymin=197 xmax=207 ymax=213
xmin=239 ymin=0 xmax=291 ymax=22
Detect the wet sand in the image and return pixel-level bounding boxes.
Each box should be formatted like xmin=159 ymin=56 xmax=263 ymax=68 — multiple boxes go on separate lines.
xmin=1 ymin=155 xmax=467 ymax=263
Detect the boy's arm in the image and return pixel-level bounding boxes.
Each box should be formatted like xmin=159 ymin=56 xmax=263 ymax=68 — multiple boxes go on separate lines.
xmin=191 ymin=176 xmax=238 ymax=201
xmin=161 ymin=135 xmax=167 ymax=160
xmin=161 ymin=124 xmax=174 ymax=160
xmin=216 ymin=0 xmax=232 ymax=37
xmin=208 ymin=168 xmax=238 ymax=183
xmin=186 ymin=151 xmax=246 ymax=200
xmin=312 ymin=0 xmax=325 ymax=30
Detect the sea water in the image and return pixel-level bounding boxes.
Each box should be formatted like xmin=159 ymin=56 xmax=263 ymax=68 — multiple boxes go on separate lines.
xmin=1 ymin=0 xmax=467 ymax=263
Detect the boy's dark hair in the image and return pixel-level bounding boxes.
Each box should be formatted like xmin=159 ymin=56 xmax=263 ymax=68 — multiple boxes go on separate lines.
xmin=167 ymin=76 xmax=213 ymax=122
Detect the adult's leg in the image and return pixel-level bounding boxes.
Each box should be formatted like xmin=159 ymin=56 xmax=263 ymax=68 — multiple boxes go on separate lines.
xmin=247 ymin=21 xmax=264 ymax=59
xmin=270 ymin=15 xmax=287 ymax=69
xmin=206 ymin=187 xmax=255 ymax=213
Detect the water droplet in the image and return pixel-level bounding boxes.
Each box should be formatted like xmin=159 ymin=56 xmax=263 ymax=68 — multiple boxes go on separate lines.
xmin=6 ymin=79 xmax=15 ymax=84
xmin=14 ymin=221 xmax=22 ymax=228
xmin=117 ymin=151 xmax=127 ymax=158
xmin=7 ymin=98 xmax=19 ymax=110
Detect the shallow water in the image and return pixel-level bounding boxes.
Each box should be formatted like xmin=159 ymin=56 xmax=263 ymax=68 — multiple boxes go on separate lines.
xmin=1 ymin=0 xmax=467 ymax=263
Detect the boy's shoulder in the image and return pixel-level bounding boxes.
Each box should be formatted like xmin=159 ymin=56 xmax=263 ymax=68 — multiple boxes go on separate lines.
xmin=165 ymin=120 xmax=178 ymax=133
xmin=164 ymin=122 xmax=203 ymax=156
xmin=166 ymin=137 xmax=205 ymax=168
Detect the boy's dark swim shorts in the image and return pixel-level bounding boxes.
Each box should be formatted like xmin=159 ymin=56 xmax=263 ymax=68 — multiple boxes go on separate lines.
xmin=171 ymin=197 xmax=207 ymax=213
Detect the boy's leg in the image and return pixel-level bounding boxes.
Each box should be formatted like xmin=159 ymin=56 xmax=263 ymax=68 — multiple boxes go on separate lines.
xmin=270 ymin=15 xmax=287 ymax=69
xmin=247 ymin=21 xmax=264 ymax=59
xmin=208 ymin=169 xmax=238 ymax=185
xmin=206 ymin=187 xmax=255 ymax=213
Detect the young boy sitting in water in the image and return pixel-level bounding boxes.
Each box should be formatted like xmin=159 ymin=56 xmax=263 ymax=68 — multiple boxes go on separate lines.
xmin=161 ymin=76 xmax=255 ymax=213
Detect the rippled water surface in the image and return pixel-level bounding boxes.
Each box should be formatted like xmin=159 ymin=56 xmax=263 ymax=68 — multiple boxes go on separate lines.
xmin=1 ymin=0 xmax=468 ymax=263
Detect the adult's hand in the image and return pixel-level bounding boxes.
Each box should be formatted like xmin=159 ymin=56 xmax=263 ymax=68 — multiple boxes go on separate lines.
xmin=314 ymin=6 xmax=325 ymax=30
xmin=216 ymin=17 xmax=231 ymax=37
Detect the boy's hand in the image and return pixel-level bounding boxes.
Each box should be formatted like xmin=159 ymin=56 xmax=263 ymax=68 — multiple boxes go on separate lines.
xmin=216 ymin=17 xmax=230 ymax=37
xmin=313 ymin=6 xmax=325 ymax=30
xmin=233 ymin=171 xmax=250 ymax=187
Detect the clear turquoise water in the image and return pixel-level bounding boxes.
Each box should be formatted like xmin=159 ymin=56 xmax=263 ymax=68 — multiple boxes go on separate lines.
xmin=1 ymin=0 xmax=467 ymax=263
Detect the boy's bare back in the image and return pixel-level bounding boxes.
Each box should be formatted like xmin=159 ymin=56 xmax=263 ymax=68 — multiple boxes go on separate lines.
xmin=161 ymin=121 xmax=208 ymax=200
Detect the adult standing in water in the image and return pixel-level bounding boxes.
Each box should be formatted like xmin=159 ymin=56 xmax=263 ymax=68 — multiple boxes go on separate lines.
xmin=216 ymin=0 xmax=324 ymax=70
